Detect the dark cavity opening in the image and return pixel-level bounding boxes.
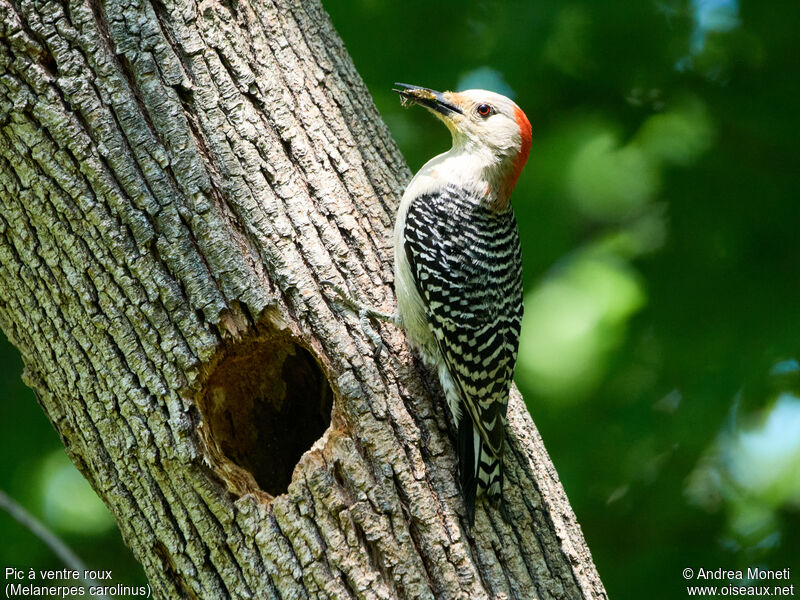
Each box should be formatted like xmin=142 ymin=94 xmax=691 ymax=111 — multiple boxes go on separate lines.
xmin=198 ymin=334 xmax=332 ymax=497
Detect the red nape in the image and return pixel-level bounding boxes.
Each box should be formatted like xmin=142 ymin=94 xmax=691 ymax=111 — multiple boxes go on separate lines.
xmin=500 ymin=106 xmax=532 ymax=202
xmin=515 ymin=106 xmax=532 ymax=155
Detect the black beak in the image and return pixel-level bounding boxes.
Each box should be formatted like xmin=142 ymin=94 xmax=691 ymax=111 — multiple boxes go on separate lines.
xmin=393 ymin=82 xmax=463 ymax=116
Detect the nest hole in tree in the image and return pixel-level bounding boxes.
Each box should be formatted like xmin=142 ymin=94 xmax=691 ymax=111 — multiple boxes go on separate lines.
xmin=198 ymin=333 xmax=332 ymax=497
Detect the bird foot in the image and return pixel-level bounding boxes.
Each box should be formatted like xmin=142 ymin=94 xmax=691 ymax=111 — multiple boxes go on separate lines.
xmin=321 ymin=279 xmax=399 ymax=357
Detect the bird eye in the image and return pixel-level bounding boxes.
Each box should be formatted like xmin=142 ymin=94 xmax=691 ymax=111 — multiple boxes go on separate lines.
xmin=476 ymin=103 xmax=494 ymax=118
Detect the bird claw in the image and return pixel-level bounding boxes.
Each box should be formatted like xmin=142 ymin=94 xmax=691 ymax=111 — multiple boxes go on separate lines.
xmin=321 ymin=280 xmax=360 ymax=313
xmin=321 ymin=279 xmax=397 ymax=356
xmin=359 ymin=311 xmax=385 ymax=358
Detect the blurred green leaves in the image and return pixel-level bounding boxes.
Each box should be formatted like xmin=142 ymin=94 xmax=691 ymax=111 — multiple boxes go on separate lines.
xmin=729 ymin=395 xmax=800 ymax=508
xmin=687 ymin=390 xmax=800 ymax=550
xmin=636 ymin=98 xmax=714 ymax=166
xmin=38 ymin=452 xmax=115 ymax=536
xmin=567 ymin=98 xmax=713 ymax=221
xmin=518 ymin=95 xmax=713 ymax=402
xmin=568 ymin=130 xmax=658 ymax=219
xmin=543 ymin=5 xmax=594 ymax=78
xmin=518 ymin=249 xmax=645 ymax=402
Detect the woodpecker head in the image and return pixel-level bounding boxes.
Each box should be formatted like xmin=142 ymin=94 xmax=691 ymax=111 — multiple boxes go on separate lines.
xmin=394 ymin=82 xmax=532 ymax=208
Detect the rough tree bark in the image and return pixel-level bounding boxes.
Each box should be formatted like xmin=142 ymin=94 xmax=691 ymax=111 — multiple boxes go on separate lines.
xmin=0 ymin=0 xmax=608 ymax=598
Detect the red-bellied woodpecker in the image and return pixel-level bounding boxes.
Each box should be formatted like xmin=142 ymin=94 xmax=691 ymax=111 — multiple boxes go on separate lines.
xmin=328 ymin=83 xmax=531 ymax=525
xmin=393 ymin=83 xmax=531 ymax=524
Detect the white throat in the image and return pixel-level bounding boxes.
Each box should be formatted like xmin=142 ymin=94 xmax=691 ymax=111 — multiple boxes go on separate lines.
xmin=408 ymin=141 xmax=515 ymax=206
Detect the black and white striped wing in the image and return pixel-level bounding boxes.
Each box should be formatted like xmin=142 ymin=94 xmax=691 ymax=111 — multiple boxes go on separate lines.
xmin=403 ymin=184 xmax=524 ymax=461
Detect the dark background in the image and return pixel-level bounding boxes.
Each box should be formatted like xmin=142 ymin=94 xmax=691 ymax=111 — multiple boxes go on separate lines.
xmin=1 ymin=0 xmax=798 ymax=597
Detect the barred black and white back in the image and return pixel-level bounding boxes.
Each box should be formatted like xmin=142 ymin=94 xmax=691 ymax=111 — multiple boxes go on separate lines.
xmin=398 ymin=183 xmax=523 ymax=523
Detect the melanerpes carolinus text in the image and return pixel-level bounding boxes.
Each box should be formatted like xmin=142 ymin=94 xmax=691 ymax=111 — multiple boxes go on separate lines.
xmin=327 ymin=83 xmax=531 ymax=525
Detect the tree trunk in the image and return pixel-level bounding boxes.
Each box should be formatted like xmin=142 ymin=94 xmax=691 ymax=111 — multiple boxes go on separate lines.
xmin=0 ymin=0 xmax=607 ymax=598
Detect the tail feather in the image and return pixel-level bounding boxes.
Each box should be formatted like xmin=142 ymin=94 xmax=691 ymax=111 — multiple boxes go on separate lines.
xmin=477 ymin=443 xmax=503 ymax=506
xmin=457 ymin=412 xmax=477 ymax=525
xmin=458 ymin=416 xmax=504 ymax=526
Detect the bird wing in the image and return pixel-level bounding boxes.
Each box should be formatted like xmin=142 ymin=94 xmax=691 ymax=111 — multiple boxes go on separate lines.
xmin=403 ymin=184 xmax=524 ymax=457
